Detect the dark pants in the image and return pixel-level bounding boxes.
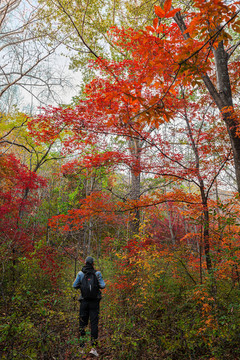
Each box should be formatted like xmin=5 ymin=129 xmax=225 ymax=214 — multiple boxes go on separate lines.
xmin=79 ymin=299 xmax=100 ymax=347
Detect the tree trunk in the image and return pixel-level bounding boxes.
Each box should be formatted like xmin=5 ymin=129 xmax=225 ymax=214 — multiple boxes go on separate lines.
xmin=207 ymin=41 xmax=240 ymax=192
xmin=183 ymin=100 xmax=213 ymax=273
xmin=129 ymin=138 xmax=141 ymax=235
xmin=202 ymin=201 xmax=212 ymax=272
xmin=166 ymin=202 xmax=176 ymax=245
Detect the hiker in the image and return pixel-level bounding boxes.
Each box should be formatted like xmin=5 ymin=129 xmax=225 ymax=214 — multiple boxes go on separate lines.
xmin=73 ymin=256 xmax=106 ymax=357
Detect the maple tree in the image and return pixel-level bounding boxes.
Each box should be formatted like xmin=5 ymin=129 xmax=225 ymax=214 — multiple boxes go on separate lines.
xmin=0 ymin=153 xmax=46 ymax=274
xmin=0 ymin=126 xmax=67 ymax=359
xmin=44 ymin=0 xmax=240 ymax=191
xmin=28 ymin=1 xmax=237 ymax=273
xmin=154 ymin=0 xmax=240 ymax=191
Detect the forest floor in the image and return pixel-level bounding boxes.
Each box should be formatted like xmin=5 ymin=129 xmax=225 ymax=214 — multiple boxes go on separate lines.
xmin=77 ymin=326 xmax=113 ymax=360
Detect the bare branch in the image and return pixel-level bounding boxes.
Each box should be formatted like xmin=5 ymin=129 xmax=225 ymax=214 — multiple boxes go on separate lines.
xmin=227 ymin=40 xmax=240 ymax=59
xmin=0 ymin=117 xmax=27 ymax=140
xmin=0 ymin=139 xmax=32 ymax=152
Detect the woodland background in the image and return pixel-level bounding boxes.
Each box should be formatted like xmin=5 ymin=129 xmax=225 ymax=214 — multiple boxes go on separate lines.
xmin=1 ymin=0 xmax=240 ymax=359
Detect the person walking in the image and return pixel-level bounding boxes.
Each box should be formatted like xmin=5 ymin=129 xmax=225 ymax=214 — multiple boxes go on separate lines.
xmin=73 ymin=256 xmax=106 ymax=357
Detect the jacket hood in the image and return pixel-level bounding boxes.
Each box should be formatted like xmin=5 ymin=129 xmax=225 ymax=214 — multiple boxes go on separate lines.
xmin=82 ymin=264 xmax=95 ymax=273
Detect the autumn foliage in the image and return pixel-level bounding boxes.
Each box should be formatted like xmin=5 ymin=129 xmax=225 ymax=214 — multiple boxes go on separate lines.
xmin=1 ymin=0 xmax=240 ymax=359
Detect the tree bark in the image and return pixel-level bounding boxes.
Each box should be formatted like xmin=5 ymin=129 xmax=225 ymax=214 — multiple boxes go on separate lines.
xmin=200 ymin=185 xmax=212 ymax=273
xmin=207 ymin=41 xmax=240 ymax=192
xmin=129 ymin=138 xmax=141 ymax=235
xmin=183 ymin=105 xmax=213 ymax=272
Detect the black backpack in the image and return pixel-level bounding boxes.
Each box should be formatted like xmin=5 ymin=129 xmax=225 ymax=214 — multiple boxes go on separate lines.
xmin=80 ymin=270 xmax=99 ymax=299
